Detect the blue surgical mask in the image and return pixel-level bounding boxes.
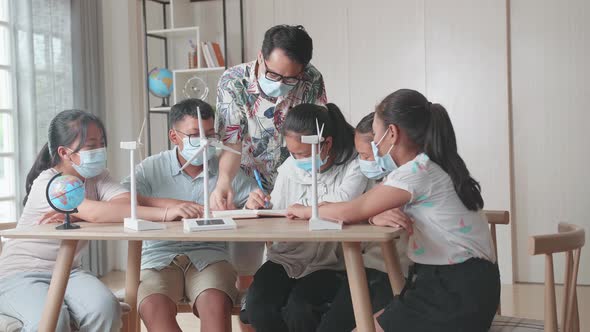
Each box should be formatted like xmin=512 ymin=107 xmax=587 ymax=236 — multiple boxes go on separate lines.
xmin=180 ymin=137 xmax=216 ymax=166
xmin=291 ymin=144 xmax=327 ymax=172
xmin=259 ymin=76 xmax=295 ymax=98
xmin=371 ymin=129 xmax=397 ymax=173
xmin=292 ymin=154 xmax=325 ymax=172
xmin=358 ymin=158 xmax=389 ymax=179
xmin=71 ymin=147 xmax=107 ymax=179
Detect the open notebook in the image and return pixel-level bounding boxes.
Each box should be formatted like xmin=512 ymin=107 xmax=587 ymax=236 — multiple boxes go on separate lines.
xmin=211 ymin=209 xmax=288 ymax=219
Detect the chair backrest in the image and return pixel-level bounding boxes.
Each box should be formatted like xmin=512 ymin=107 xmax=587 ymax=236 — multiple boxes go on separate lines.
xmin=484 ymin=210 xmax=510 ymax=315
xmin=529 ymin=223 xmax=585 ymax=332
xmin=0 ymin=222 xmax=17 ymax=254
xmin=485 ymin=210 xmax=510 ymax=263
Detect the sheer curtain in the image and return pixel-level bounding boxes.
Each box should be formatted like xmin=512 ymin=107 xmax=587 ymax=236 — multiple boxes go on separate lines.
xmin=13 ymin=0 xmax=109 ymax=276
xmin=13 ymin=0 xmax=74 ymax=197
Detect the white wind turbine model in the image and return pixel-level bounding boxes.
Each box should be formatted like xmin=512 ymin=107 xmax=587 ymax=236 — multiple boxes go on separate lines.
xmin=181 ymin=107 xmax=242 ymax=232
xmin=302 ymin=119 xmax=343 ymax=231
xmin=122 ymin=141 xmax=166 ymax=231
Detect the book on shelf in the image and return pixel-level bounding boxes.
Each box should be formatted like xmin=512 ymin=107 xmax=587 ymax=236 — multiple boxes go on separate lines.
xmin=211 ymin=42 xmax=225 ymax=67
xmin=201 ymin=41 xmax=215 ymax=68
xmin=207 ymin=42 xmax=219 ymax=67
xmin=198 ymin=41 xmax=225 ymax=68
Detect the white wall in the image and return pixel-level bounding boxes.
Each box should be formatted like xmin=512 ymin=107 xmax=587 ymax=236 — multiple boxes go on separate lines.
xmin=423 ymin=0 xmax=513 ymax=283
xmin=511 ymin=0 xmax=590 ymax=284
xmin=243 ymin=0 xmax=514 ymax=283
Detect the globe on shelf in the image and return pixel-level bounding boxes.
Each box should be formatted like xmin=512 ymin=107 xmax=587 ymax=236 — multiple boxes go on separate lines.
xmin=46 ymin=173 xmax=85 ymax=230
xmin=148 ymin=67 xmax=173 ymax=107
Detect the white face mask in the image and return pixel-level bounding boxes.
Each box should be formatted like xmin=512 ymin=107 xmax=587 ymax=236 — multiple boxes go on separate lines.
xmin=69 ymin=147 xmax=107 ymax=179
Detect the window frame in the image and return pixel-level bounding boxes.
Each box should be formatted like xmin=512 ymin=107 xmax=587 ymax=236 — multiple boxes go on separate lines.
xmin=0 ymin=0 xmax=20 ymax=223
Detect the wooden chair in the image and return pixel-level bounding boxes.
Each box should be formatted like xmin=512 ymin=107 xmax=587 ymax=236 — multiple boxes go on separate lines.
xmin=491 ymin=222 xmax=585 ymax=332
xmin=485 ymin=210 xmax=511 ymax=315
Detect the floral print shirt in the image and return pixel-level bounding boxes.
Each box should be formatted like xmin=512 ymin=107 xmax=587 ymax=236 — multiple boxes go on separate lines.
xmin=215 ymin=60 xmax=327 ymax=190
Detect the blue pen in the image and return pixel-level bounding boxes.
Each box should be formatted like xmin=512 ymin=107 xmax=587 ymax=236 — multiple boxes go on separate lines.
xmin=253 ymin=169 xmax=270 ymax=208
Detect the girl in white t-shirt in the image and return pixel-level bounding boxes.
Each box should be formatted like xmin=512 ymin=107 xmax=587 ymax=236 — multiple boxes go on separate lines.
xmin=0 ymin=110 xmax=201 ymax=332
xmin=288 ymin=90 xmax=500 ymax=332
xmin=244 ymin=103 xmax=368 ymax=332
xmin=317 ymin=112 xmax=412 ymax=332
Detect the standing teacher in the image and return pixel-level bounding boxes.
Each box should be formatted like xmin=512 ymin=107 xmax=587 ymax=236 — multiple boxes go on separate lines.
xmin=211 ymin=25 xmax=327 ymax=210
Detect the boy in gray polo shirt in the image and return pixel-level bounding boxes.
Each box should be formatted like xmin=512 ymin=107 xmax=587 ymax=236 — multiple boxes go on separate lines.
xmin=122 ymin=99 xmax=257 ymax=332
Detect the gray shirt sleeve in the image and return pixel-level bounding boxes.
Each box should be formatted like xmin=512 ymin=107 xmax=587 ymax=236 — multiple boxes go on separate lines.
xmin=120 ymin=162 xmax=152 ymax=197
xmin=230 ymin=169 xmax=258 ymax=208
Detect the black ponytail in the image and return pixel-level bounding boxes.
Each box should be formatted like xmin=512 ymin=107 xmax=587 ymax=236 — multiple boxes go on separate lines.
xmin=24 ymin=143 xmax=53 ymax=205
xmin=376 ymin=89 xmax=483 ymax=211
xmin=23 ymin=110 xmax=107 ymax=205
xmin=424 ymin=103 xmax=483 ymax=211
xmin=283 ymin=103 xmax=356 ymax=165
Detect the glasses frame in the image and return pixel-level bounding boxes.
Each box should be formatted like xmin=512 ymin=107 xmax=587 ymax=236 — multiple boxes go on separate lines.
xmin=263 ymin=60 xmax=304 ymax=86
xmin=174 ymin=129 xmax=218 ymax=147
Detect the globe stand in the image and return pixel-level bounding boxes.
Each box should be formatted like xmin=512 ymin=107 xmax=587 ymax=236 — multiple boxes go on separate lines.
xmin=160 ymin=97 xmax=169 ymax=107
xmin=55 ymin=209 xmax=81 ymax=230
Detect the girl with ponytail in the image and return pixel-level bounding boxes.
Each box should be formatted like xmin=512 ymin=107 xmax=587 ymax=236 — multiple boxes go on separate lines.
xmin=0 ymin=110 xmax=203 ymax=331
xmin=288 ymin=90 xmax=500 ymax=332
xmin=244 ymin=103 xmax=368 ymax=332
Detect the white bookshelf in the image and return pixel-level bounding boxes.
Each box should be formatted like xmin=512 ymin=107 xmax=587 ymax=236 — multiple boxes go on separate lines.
xmin=143 ymin=0 xmax=236 ymax=154
xmin=147 ymin=26 xmax=199 ymax=37
xmin=149 ymin=106 xmax=171 ymax=112
xmin=173 ymin=67 xmax=225 ymax=74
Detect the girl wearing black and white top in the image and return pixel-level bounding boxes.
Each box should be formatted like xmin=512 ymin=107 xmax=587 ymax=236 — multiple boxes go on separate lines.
xmin=288 ymin=90 xmax=500 ymax=332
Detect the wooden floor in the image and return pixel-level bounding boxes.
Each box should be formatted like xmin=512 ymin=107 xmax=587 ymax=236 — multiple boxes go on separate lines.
xmin=101 ymin=271 xmax=590 ymax=331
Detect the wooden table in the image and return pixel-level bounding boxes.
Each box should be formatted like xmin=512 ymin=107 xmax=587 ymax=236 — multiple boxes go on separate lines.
xmin=0 ymin=218 xmax=405 ymax=332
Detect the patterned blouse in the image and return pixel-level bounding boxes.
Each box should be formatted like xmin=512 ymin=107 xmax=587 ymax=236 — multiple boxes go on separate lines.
xmin=215 ymin=60 xmax=327 ymax=190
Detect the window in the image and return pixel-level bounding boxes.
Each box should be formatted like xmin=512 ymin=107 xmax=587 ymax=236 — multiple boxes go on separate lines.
xmin=0 ymin=0 xmax=16 ymax=222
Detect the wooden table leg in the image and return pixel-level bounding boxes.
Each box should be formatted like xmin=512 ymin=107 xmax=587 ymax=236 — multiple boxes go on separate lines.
xmin=342 ymin=242 xmax=375 ymax=332
xmin=381 ymin=239 xmax=405 ymax=295
xmin=39 ymin=240 xmax=78 ymax=332
xmin=123 ymin=240 xmax=142 ymax=332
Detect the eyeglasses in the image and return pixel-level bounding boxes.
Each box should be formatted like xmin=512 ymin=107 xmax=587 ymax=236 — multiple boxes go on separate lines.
xmin=174 ymin=130 xmax=218 ymax=147
xmin=263 ymin=60 xmax=303 ymax=86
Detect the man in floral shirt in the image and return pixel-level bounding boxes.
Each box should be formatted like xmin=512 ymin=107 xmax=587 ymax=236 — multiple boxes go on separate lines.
xmin=211 ymin=24 xmax=327 ymax=209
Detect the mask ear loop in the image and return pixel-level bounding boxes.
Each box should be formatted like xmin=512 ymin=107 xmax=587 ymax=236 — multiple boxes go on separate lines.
xmin=64 ymin=147 xmax=78 ymax=166
xmin=376 ymin=128 xmax=390 ymax=146
xmin=386 ymin=143 xmax=394 ymax=154
xmin=375 ymin=127 xmax=395 ymax=157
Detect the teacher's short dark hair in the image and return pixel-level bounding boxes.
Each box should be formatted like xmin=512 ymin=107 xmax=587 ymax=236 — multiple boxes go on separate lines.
xmin=169 ymin=98 xmax=215 ymax=127
xmin=262 ymin=25 xmax=313 ymax=66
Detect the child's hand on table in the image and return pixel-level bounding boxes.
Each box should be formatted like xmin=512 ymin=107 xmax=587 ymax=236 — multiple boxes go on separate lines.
xmin=369 ymin=208 xmax=414 ymax=235
xmin=166 ymin=202 xmax=203 ymax=221
xmin=38 ymin=210 xmax=81 ymax=224
xmin=286 ymin=204 xmax=311 ymax=220
xmin=245 ymin=189 xmax=271 ymax=210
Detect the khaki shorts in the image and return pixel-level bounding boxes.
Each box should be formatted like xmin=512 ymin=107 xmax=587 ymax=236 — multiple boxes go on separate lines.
xmin=137 ymin=255 xmax=238 ymax=308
